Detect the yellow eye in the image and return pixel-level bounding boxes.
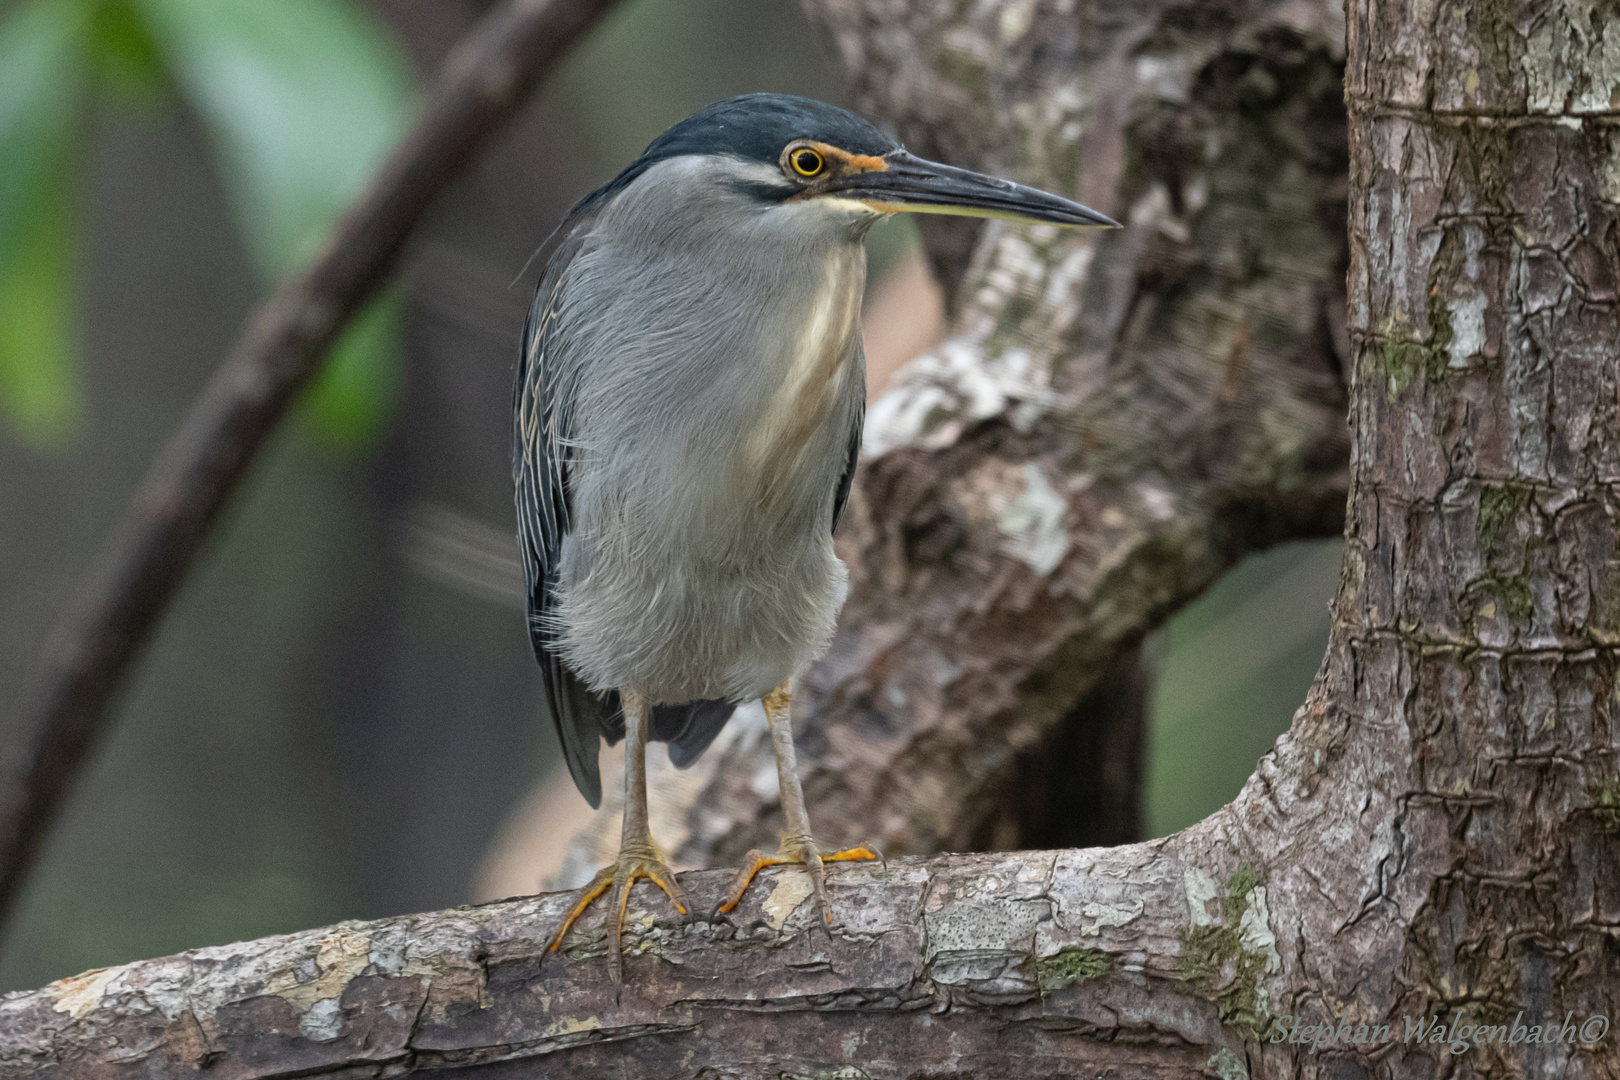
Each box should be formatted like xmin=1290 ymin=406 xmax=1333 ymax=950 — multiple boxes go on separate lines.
xmin=790 ymin=147 xmax=825 ymax=177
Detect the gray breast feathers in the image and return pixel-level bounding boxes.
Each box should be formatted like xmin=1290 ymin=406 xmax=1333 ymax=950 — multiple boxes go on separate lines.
xmin=514 ymin=154 xmax=868 ymax=805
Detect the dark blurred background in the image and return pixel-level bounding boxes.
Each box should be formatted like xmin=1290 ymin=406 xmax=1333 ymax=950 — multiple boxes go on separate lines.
xmin=0 ymin=0 xmax=1338 ymax=993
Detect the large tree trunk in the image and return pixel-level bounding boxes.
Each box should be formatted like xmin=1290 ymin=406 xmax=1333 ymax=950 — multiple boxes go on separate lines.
xmin=553 ymin=0 xmax=1353 ymax=886
xmin=4 ymin=0 xmax=1616 ymax=1076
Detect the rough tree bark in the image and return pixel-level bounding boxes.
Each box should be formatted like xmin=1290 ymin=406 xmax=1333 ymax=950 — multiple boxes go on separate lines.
xmin=4 ymin=0 xmax=1617 ymax=1076
xmin=555 ymin=0 xmax=1352 ymax=884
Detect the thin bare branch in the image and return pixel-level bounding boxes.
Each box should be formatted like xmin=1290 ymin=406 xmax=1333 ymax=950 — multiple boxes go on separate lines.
xmin=0 ymin=0 xmax=623 ymax=943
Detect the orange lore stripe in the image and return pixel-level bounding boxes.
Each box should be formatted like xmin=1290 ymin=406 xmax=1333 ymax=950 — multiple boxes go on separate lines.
xmin=807 ymin=141 xmax=889 ymax=174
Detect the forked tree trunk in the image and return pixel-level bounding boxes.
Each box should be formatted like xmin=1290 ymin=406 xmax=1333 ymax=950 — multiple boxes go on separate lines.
xmin=3 ymin=0 xmax=1617 ymax=1076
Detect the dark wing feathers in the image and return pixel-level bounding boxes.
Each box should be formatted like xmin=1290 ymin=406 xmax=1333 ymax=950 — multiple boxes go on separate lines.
xmin=832 ymin=399 xmax=863 ymax=532
xmin=832 ymin=344 xmax=865 ymax=533
xmin=653 ymin=699 xmax=739 ymax=767
xmin=514 ymin=201 xmax=620 ymax=809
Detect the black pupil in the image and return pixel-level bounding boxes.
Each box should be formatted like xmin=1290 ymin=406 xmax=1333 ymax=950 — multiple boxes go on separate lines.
xmin=796 ymin=151 xmax=820 ymax=173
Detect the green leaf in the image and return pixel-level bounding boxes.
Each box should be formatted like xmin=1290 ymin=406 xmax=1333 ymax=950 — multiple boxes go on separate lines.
xmin=133 ymin=0 xmax=414 ymax=449
xmin=0 ymin=172 xmax=81 ymax=446
xmin=132 ymin=0 xmax=411 ymax=274
xmin=0 ymin=0 xmax=88 ymax=446
xmin=0 ymin=0 xmax=85 ymax=255
xmin=300 ymin=291 xmax=401 ymax=453
xmin=87 ymin=0 xmax=167 ymax=106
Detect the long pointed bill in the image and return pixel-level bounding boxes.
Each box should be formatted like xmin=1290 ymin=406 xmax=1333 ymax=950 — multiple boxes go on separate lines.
xmin=827 ymin=149 xmax=1119 ymax=228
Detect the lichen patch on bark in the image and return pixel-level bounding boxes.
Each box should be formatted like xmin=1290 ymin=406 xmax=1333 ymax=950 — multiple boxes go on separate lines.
xmin=993 ymin=463 xmax=1071 ymax=575
xmin=262 ymin=929 xmax=372 ymax=1013
xmin=46 ymin=965 xmax=125 ymax=1020
xmin=763 ymin=871 xmax=816 ymax=929
xmin=1175 ymin=865 xmax=1276 ymax=1040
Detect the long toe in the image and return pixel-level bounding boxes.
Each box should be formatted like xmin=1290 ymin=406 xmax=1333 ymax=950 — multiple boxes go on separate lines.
xmin=605 ymin=869 xmax=633 ymax=986
xmin=641 ymin=859 xmax=689 ymax=919
xmin=546 ymin=866 xmax=615 ymax=955
xmin=715 ymin=840 xmax=880 ymax=927
xmin=803 ymin=847 xmax=833 ymax=931
xmin=547 ymin=851 xmax=687 ymax=984
xmin=714 ymin=849 xmax=785 ymax=917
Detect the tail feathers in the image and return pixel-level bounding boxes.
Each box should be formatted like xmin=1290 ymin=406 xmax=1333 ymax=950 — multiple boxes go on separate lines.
xmin=652 ymin=699 xmax=737 ymax=767
xmin=542 ymin=651 xmax=619 ymax=809
xmin=558 ymin=693 xmax=736 ymax=795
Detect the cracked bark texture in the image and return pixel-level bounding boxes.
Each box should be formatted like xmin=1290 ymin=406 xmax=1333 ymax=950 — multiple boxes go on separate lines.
xmin=6 ymin=0 xmax=1620 ymax=1076
xmin=0 ymin=850 xmax=1262 ymax=1079
xmin=554 ymin=0 xmax=1354 ymax=886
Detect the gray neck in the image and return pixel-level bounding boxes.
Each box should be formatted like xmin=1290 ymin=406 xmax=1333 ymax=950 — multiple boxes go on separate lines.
xmin=588 ymin=154 xmax=876 ymax=279
xmin=555 ymin=154 xmax=872 ymax=549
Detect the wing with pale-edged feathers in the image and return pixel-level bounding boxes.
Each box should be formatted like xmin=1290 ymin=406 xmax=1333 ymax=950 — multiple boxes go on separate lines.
xmin=514 ymin=192 xmax=621 ymax=810
xmin=515 ymin=178 xmax=744 ymax=807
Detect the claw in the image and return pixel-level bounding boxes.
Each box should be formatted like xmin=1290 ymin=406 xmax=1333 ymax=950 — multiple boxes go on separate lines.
xmin=714 ymin=839 xmax=880 ymax=928
xmin=548 ymin=847 xmax=687 ymax=985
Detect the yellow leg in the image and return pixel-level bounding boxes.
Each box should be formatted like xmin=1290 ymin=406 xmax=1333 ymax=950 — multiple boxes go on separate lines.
xmin=546 ymin=689 xmax=687 ymax=984
xmin=714 ymin=679 xmax=880 ymax=926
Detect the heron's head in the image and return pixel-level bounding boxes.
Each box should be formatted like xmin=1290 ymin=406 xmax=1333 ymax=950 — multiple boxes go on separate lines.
xmin=606 ymin=94 xmax=1118 ymax=236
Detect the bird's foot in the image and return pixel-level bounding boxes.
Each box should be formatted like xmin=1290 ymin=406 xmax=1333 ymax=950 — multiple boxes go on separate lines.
xmin=547 ymin=842 xmax=687 ymax=985
xmin=713 ymin=834 xmax=881 ymax=928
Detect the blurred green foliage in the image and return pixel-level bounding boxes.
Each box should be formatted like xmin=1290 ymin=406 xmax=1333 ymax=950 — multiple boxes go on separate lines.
xmin=0 ymin=0 xmax=85 ymax=445
xmin=0 ymin=0 xmax=412 ymax=451
xmin=1145 ymin=539 xmax=1341 ymax=837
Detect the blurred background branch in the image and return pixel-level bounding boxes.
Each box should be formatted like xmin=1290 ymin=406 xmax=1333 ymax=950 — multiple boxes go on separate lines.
xmin=0 ymin=0 xmax=416 ymax=453
xmin=0 ymin=0 xmax=620 ymax=952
